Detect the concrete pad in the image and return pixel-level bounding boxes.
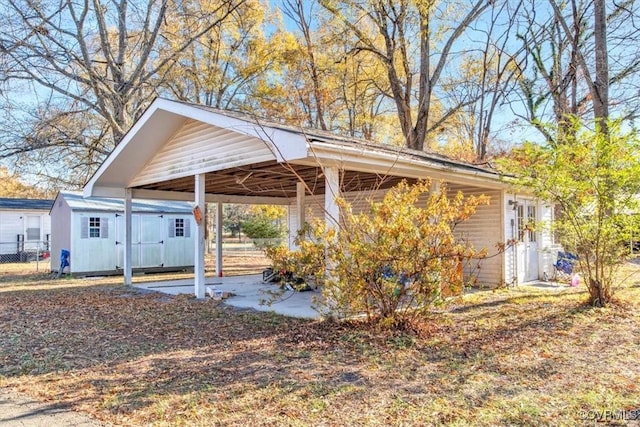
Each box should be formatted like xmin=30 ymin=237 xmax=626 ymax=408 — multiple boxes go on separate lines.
xmin=0 ymin=387 xmax=110 ymax=427
xmin=522 ymin=280 xmax=577 ymax=290
xmin=134 ymin=274 xmax=322 ymax=319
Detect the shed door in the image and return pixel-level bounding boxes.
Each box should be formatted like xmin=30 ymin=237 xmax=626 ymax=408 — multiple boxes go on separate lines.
xmin=115 ymin=215 xmax=164 ymax=269
xmin=116 ymin=215 xmax=140 ymax=268
xmin=516 ymin=202 xmax=539 ymax=282
xmin=139 ymin=215 xmax=163 ymax=267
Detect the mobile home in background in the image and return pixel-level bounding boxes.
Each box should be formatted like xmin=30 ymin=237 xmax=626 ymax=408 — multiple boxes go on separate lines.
xmin=0 ymin=198 xmax=53 ymax=262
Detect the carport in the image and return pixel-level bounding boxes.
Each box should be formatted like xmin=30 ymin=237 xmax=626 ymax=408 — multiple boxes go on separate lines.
xmin=84 ymin=97 xmax=515 ymax=297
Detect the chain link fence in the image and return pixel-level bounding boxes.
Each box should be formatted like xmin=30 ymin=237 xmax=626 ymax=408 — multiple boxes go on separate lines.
xmin=0 ymin=240 xmax=50 ymax=264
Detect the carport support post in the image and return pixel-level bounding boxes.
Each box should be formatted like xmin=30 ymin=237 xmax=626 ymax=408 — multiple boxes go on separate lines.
xmin=430 ymin=179 xmax=441 ymax=195
xmin=194 ymin=174 xmax=206 ymax=299
xmin=324 ymin=167 xmax=340 ymax=278
xmin=324 ymin=167 xmax=339 ymax=228
xmin=296 ymin=182 xmax=305 ymax=235
xmin=124 ymin=188 xmax=133 ymax=286
xmin=215 ymin=202 xmax=223 ymax=277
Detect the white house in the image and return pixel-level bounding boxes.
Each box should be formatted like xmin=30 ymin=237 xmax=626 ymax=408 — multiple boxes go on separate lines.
xmin=0 ymin=197 xmax=53 ymax=262
xmin=82 ymin=97 xmax=555 ymax=296
xmin=50 ymin=191 xmax=195 ymax=275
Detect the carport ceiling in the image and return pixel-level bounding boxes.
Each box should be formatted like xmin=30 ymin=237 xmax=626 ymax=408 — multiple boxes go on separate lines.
xmin=135 ymin=160 xmax=414 ymax=198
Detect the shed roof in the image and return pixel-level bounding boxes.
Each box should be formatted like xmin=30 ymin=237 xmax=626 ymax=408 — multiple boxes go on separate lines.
xmin=0 ymin=198 xmax=54 ymax=211
xmin=58 ymin=191 xmax=193 ymax=214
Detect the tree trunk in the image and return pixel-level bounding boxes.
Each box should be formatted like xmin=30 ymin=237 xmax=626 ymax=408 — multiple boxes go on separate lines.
xmin=593 ymin=0 xmax=609 ymax=135
xmin=588 ymin=278 xmax=610 ymax=307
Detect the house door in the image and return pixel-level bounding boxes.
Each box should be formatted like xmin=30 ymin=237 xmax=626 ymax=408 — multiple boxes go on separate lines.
xmin=516 ymin=201 xmax=539 ymax=283
xmin=25 ymin=216 xmax=41 ymax=252
xmin=116 ymin=215 xmax=164 ymax=268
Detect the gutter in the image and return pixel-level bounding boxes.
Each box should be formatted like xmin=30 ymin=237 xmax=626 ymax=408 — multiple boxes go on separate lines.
xmin=307 ymin=140 xmax=509 ymax=189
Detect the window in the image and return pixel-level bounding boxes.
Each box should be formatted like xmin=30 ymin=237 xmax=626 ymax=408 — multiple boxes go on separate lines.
xmin=81 ymin=217 xmax=109 ymax=239
xmin=89 ymin=217 xmax=101 ymax=238
xmin=527 ymin=206 xmax=537 ymax=243
xmin=175 ymin=218 xmax=185 ymax=237
xmin=517 ymin=205 xmax=525 ymax=242
xmin=169 ymin=218 xmax=190 ymax=238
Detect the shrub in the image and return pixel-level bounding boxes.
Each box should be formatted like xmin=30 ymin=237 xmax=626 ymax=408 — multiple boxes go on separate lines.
xmin=266 ymin=179 xmax=490 ymax=328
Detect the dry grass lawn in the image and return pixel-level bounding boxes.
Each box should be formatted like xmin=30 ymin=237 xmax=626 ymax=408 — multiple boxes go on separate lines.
xmin=1 ymin=258 xmax=639 ymax=426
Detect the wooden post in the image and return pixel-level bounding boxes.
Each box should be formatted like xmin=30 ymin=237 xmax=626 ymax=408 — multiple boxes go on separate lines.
xmin=124 ymin=188 xmax=132 ymax=286
xmin=296 ymin=181 xmax=306 ymax=246
xmin=194 ymin=174 xmax=206 ymax=299
xmin=324 ymin=167 xmax=340 ymax=229
xmin=215 ymin=202 xmax=223 ymax=277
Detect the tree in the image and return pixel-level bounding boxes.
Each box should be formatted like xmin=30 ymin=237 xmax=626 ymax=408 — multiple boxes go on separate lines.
xmin=275 ymin=1 xmax=394 ymax=141
xmin=514 ymin=0 xmax=588 ymax=142
xmin=163 ymin=0 xmax=281 ymax=111
xmin=0 ymin=167 xmax=51 ymax=198
xmin=241 ymin=205 xmax=286 ymax=241
xmin=0 ymin=0 xmax=244 ymax=184
xmin=320 ymin=0 xmax=492 ymax=151
xmin=222 ymin=204 xmax=250 ymax=238
xmin=502 ymin=119 xmax=640 ymax=307
xmin=281 ymin=0 xmax=330 ymax=130
xmin=330 ymin=18 xmax=394 ymax=141
xmin=0 ymin=98 xmax=111 ymax=189
xmin=468 ymin=0 xmax=525 ymax=161
xmin=512 ymin=0 xmax=640 ymax=142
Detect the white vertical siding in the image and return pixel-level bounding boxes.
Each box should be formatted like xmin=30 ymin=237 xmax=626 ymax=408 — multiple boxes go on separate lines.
xmin=72 ymin=213 xmax=119 ymax=272
xmin=0 ymin=210 xmax=52 ymax=256
xmin=163 ymin=215 xmax=195 ymax=267
xmin=133 ymin=119 xmax=277 ymax=186
xmin=0 ymin=212 xmax=24 ymax=255
xmin=43 ymin=213 xmax=52 ymax=245
xmin=50 ymin=197 xmax=72 ymax=272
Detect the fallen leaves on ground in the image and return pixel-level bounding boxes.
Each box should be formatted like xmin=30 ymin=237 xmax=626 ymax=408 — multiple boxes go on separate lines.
xmin=1 ymin=272 xmax=639 ymax=426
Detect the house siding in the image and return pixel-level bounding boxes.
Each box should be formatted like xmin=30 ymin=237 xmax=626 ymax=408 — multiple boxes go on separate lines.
xmin=132 ymin=119 xmax=277 ymax=186
xmin=448 ymin=185 xmax=504 ymax=287
xmin=0 ymin=210 xmax=51 ymax=256
xmin=50 ymin=196 xmax=72 ymax=271
xmin=288 ymin=185 xmax=504 ymax=287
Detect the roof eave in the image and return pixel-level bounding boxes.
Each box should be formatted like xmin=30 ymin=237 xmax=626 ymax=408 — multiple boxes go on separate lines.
xmin=305 ymin=141 xmax=508 ymax=189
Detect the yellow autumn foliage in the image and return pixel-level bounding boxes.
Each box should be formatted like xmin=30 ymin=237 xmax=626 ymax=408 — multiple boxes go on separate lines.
xmin=267 ymin=179 xmax=490 ymax=329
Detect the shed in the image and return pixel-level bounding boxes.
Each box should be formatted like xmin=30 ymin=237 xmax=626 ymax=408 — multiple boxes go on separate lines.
xmin=82 ymin=98 xmax=555 ymax=296
xmin=0 ymin=197 xmax=53 ymax=262
xmin=50 ymin=191 xmax=195 ymax=275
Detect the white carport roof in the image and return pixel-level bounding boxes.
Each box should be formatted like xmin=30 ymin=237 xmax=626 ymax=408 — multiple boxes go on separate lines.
xmin=84 ymin=98 xmax=506 ymax=202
